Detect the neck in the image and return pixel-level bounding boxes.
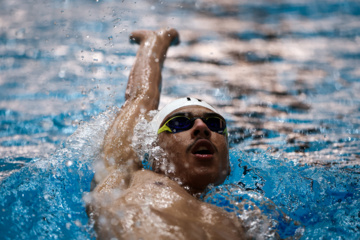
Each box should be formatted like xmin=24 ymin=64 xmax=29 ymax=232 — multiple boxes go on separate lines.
xmin=180 ymin=183 xmax=209 ymax=199
xmin=153 ymin=166 xmax=209 ymax=198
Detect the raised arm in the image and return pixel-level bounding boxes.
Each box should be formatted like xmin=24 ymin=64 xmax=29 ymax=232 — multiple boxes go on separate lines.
xmin=94 ymin=29 xmax=179 ymax=185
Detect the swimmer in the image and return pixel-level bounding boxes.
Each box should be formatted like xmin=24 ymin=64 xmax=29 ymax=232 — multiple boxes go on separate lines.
xmin=86 ymin=28 xmax=247 ymax=239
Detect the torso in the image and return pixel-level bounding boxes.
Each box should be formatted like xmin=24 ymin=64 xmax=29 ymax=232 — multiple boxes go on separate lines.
xmin=92 ymin=170 xmax=246 ymax=240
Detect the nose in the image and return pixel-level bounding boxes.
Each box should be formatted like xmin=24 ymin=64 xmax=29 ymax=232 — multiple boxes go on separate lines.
xmin=191 ymin=118 xmax=211 ymax=138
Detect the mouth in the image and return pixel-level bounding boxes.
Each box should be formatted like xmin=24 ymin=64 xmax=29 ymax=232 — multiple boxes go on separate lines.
xmin=190 ymin=139 xmax=215 ymax=160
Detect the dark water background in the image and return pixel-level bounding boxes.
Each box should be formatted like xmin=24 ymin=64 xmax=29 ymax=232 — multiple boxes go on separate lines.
xmin=0 ymin=0 xmax=359 ymax=239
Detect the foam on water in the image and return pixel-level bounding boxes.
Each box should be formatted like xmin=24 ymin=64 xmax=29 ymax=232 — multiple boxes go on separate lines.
xmin=221 ymin=148 xmax=360 ymax=239
xmin=0 ymin=109 xmax=117 ymax=239
xmin=131 ymin=110 xmax=161 ymax=169
xmin=1 ymin=0 xmax=360 ymax=239
xmin=1 ymin=107 xmax=360 ymax=239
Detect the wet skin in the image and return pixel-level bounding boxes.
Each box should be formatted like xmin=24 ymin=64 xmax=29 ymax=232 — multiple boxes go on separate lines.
xmin=91 ymin=168 xmax=245 ymax=239
xmin=156 ymin=106 xmax=230 ymax=195
xmin=86 ymin=28 xmax=247 ymax=239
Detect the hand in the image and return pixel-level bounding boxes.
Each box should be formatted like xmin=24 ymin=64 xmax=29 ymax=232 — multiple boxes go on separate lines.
xmin=130 ymin=28 xmax=180 ymax=47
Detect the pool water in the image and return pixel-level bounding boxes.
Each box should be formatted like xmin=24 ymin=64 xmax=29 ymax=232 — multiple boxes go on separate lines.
xmin=1 ymin=0 xmax=359 ymax=239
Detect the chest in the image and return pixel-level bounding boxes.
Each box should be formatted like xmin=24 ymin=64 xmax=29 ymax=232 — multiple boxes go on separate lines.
xmin=109 ymin=172 xmax=245 ymax=239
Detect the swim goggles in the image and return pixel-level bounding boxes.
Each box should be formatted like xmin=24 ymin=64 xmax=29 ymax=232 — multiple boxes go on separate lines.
xmin=157 ymin=115 xmax=227 ymax=135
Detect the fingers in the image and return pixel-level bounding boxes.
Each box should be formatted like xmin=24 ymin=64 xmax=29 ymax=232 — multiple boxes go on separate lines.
xmin=129 ymin=30 xmax=147 ymax=45
xmin=155 ymin=28 xmax=180 ymax=46
xmin=129 ymin=28 xmax=180 ymax=46
xmin=163 ymin=28 xmax=180 ymax=46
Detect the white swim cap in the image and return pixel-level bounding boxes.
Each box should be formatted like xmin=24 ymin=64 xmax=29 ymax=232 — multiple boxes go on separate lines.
xmin=150 ymin=97 xmax=221 ymax=134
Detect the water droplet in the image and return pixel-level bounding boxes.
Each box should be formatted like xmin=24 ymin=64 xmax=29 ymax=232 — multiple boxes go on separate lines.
xmin=74 ymin=220 xmax=82 ymax=227
xmin=66 ymin=222 xmax=71 ymax=229
xmin=58 ymin=70 xmax=66 ymax=78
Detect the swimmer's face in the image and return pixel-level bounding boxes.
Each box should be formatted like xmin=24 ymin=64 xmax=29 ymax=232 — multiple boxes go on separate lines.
xmin=154 ymin=106 xmax=229 ymax=193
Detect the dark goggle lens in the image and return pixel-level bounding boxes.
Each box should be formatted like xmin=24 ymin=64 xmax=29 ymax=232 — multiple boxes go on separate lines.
xmin=204 ymin=117 xmax=226 ymax=132
xmin=167 ymin=116 xmax=192 ymax=132
xmin=167 ymin=116 xmax=226 ymax=133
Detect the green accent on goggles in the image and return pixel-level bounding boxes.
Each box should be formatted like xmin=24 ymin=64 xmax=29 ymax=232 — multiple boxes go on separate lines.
xmin=157 ymin=115 xmax=227 ymax=135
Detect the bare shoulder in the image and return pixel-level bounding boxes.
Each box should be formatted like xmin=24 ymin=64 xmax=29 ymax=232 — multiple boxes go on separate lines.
xmin=91 ymin=170 xmax=247 ymax=240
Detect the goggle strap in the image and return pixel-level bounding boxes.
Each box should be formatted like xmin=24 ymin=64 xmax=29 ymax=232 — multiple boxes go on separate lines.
xmin=157 ymin=115 xmax=181 ymax=134
xmin=157 ymin=124 xmax=172 ymax=134
xmin=223 ymin=127 xmax=228 ymax=135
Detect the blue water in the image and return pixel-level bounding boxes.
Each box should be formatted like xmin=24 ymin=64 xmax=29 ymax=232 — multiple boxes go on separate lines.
xmin=1 ymin=0 xmax=360 ymax=239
